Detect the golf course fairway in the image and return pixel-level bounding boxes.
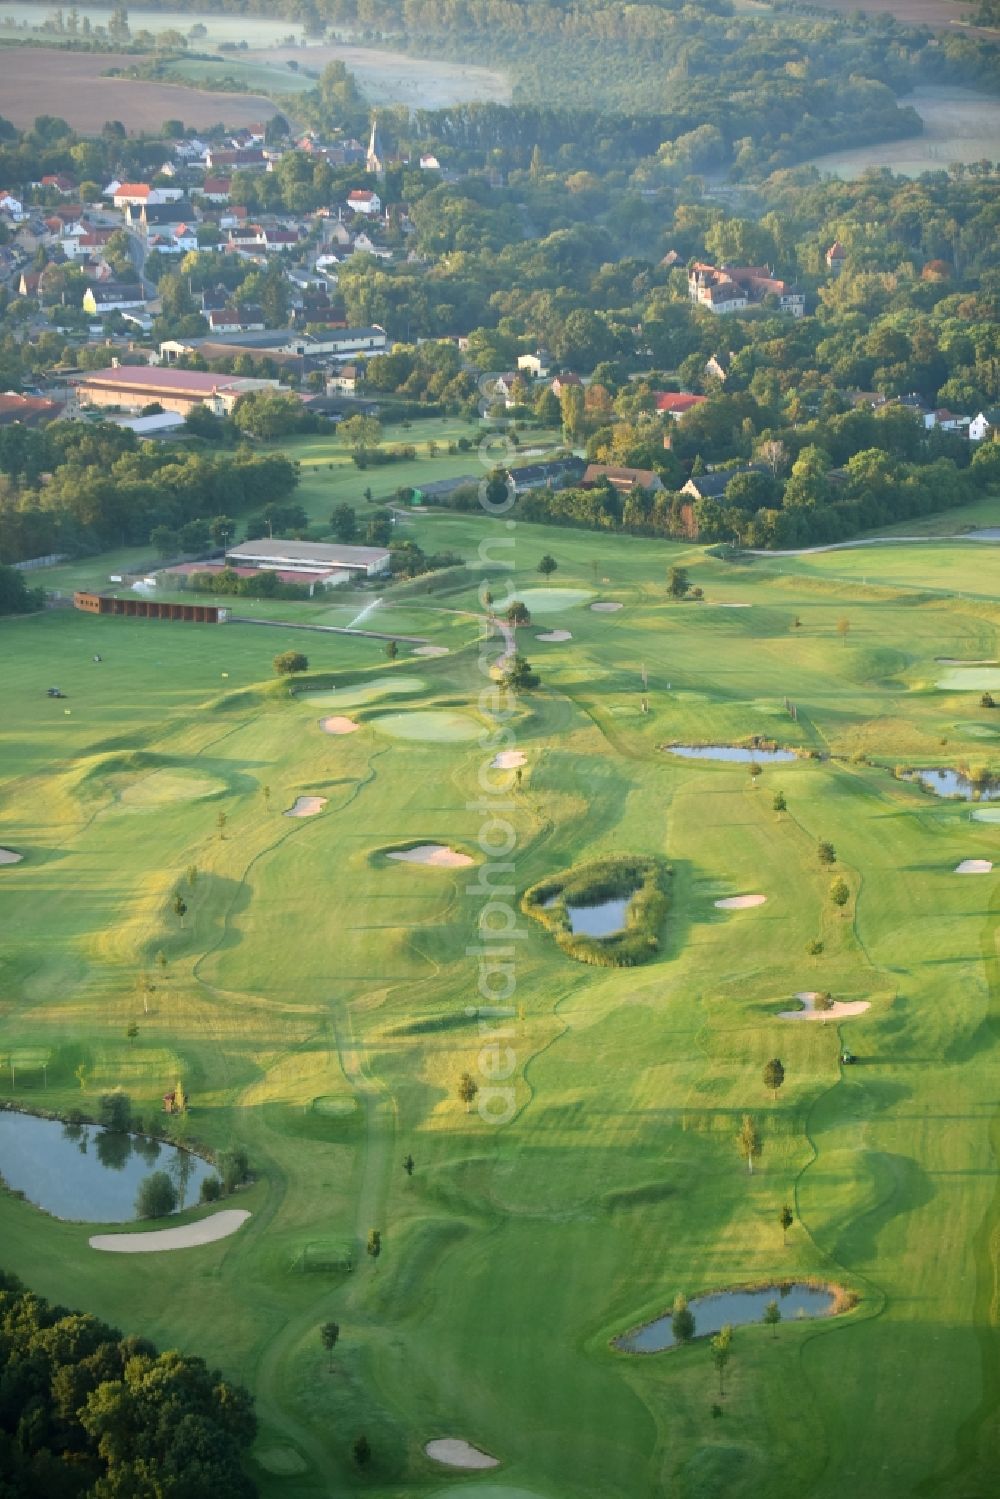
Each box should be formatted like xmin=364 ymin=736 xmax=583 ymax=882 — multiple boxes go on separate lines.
xmin=0 ymin=506 xmax=998 ymax=1498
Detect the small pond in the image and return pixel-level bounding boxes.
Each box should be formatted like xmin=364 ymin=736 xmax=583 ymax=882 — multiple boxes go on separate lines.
xmin=0 ymin=1111 xmax=213 ymax=1222
xmin=546 ymin=894 xmax=632 ymax=937
xmin=616 ymin=1282 xmax=838 ymax=1353
xmin=903 ymin=768 xmax=1000 ymax=801
xmin=666 ymin=745 xmax=797 ymax=764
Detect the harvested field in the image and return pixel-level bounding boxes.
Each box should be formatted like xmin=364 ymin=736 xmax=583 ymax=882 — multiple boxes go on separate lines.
xmin=0 ymin=47 xmax=280 ymax=132
xmin=802 ymin=0 xmax=998 ymax=40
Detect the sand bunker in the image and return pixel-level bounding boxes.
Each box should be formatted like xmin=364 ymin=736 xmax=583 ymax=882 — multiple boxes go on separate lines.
xmin=936 ymin=668 xmax=1000 ymax=692
xmin=491 ymin=751 xmax=527 ymax=769
xmin=779 ymin=990 xmax=871 ymax=1021
xmin=591 ymin=602 xmax=623 ymax=612
xmin=425 ymin=1438 xmax=499 ymax=1470
xmin=936 ymin=658 xmax=999 ymax=665
xmin=715 ymin=894 xmax=767 ymax=910
xmin=971 ymin=808 xmax=1000 ymax=824
xmin=712 ymin=602 xmax=751 ymax=608
xmin=90 ymin=1209 xmax=250 ymax=1253
xmin=284 ymin=796 xmax=328 ymax=817
xmin=388 ymin=844 xmax=474 ymax=868
xmin=0 ymin=849 xmax=23 ymax=865
xmin=955 ymin=859 xmax=993 ymax=874
xmin=320 ymin=716 xmax=359 ymax=735
xmin=414 ymin=645 xmax=450 ymax=657
xmin=537 ymin=630 xmax=572 ymax=642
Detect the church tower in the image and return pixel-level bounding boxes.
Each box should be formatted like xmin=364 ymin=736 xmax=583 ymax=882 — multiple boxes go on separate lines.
xmin=366 ymin=113 xmax=385 ymax=178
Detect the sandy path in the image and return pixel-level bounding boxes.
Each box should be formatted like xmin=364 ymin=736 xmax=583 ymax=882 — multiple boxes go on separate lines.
xmin=388 ymin=844 xmax=474 ymax=867
xmin=715 ymin=894 xmax=767 ymax=910
xmin=90 ymin=1209 xmax=250 ymax=1253
xmin=425 ymin=1437 xmax=500 ymax=1469
xmin=779 ymin=990 xmax=870 ymax=1021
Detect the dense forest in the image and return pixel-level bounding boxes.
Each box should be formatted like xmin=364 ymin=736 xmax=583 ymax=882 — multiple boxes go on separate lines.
xmin=0 ymin=1269 xmax=257 ymax=1496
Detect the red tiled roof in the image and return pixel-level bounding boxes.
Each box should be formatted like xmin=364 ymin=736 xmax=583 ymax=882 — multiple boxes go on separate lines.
xmin=655 ymin=392 xmax=707 ymax=415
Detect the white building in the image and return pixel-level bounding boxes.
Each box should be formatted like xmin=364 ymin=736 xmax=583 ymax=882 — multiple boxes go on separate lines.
xmin=226 ymin=539 xmax=390 ymax=578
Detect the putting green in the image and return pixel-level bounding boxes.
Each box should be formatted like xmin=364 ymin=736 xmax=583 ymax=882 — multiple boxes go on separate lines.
xmin=954 ymin=721 xmax=1000 ymax=738
xmin=371 ymin=710 xmax=483 ymax=741
xmin=117 ymin=770 xmax=227 ymax=808
xmin=498 ymin=587 xmax=594 ymax=613
xmin=299 ymin=675 xmax=426 ymax=708
xmin=311 ymin=1095 xmax=359 ymax=1117
xmin=936 ymin=668 xmax=1000 ymax=691
xmin=970 ymin=806 xmax=1000 ymax=822
xmin=255 ymin=1445 xmax=308 ymax=1476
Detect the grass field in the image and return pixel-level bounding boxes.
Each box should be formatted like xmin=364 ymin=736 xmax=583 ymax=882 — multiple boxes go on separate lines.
xmin=0 ymin=508 xmax=998 ymax=1497
xmin=808 ymin=85 xmax=1000 ymax=178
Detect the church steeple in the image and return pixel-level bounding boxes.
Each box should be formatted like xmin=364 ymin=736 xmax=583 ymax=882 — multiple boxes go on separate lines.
xmin=366 ymin=113 xmax=384 ymax=178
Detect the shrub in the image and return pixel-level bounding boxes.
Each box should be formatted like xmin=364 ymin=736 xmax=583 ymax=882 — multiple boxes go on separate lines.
xmin=218 ymin=1145 xmax=251 ymax=1193
xmin=199 ymin=1175 xmax=223 ymax=1203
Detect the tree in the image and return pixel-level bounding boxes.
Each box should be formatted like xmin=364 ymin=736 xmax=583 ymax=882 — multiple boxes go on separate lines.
xmin=172 ymin=892 xmax=187 ymax=927
xmin=320 ymin=1321 xmax=340 ymax=1371
xmin=830 ymin=877 xmax=850 ymax=910
xmin=216 ymin=809 xmax=227 ymax=840
xmin=353 ymin=1434 xmax=372 ymax=1466
xmin=458 ymin=1072 xmax=479 ymax=1112
xmin=772 ymin=791 xmax=786 ymax=815
xmin=505 ymin=600 xmax=531 ymax=628
xmin=99 ymin=1091 xmax=131 ymax=1133
xmin=331 ymin=503 xmax=357 ymax=542
xmin=818 ymin=840 xmax=836 ymax=866
xmin=366 ymin=1228 xmax=382 ymax=1269
xmin=210 ymin=514 xmax=236 ymax=547
xmin=385 ymin=639 xmax=398 ymax=660
xmin=780 ymin=1204 xmax=794 ymax=1244
xmin=339 ymin=413 xmax=382 ymax=453
xmin=711 ymin=1324 xmax=733 ymax=1395
xmin=763 ymin=1057 xmax=785 ymax=1101
xmin=218 ymin=1146 xmax=250 ymax=1193
xmin=402 ymin=1153 xmax=415 ymax=1176
xmin=672 ymin=1293 xmax=695 ymax=1345
xmin=837 ymin=617 xmax=850 ymax=647
xmin=150 ymin=525 xmax=179 ymax=559
xmin=500 ymin=653 xmax=540 ymax=690
xmin=668 ymin=565 xmax=690 ymax=598
xmin=200 ymin=1175 xmax=223 ymax=1203
xmin=174 ymin=1079 xmax=187 ymax=1113
xmin=274 ymin=651 xmax=309 ymax=676
xmin=538 ymin=554 xmax=557 ymax=575
xmin=136 ymin=1171 xmax=178 ymax=1219
xmin=814 ymin=991 xmax=834 ymax=1012
xmin=126 ymin=1020 xmax=138 ymax=1046
xmin=186 ymin=865 xmax=198 ymax=889
xmin=763 ymin=1300 xmax=781 ymax=1339
xmin=737 ymin=1114 xmax=762 ymax=1175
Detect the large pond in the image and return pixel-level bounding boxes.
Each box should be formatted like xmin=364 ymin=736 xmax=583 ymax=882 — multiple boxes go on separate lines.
xmin=666 ymin=745 xmax=797 ymax=763
xmin=904 ymin=768 xmax=1000 ymax=801
xmin=0 ymin=1111 xmax=213 ymax=1222
xmin=546 ymin=894 xmax=631 ymax=937
xmin=616 ymin=1282 xmax=838 ymax=1352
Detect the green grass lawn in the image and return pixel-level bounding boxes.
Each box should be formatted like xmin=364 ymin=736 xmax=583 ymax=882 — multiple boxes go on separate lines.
xmin=0 ymin=508 xmax=998 ymax=1497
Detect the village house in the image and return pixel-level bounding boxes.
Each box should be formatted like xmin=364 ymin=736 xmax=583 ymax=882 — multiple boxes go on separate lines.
xmin=0 ymin=392 xmax=64 ymax=427
xmin=551 ymin=373 xmax=582 ymax=399
xmin=200 ymin=177 xmax=232 ymax=203
xmin=655 ymin=392 xmax=707 ymax=419
xmin=825 ymin=241 xmax=848 ymax=276
xmin=582 ymin=464 xmax=664 ymax=494
xmin=970 ymin=409 xmax=1000 ymax=442
xmin=82 ymin=283 xmax=146 ymax=315
xmin=689 ymin=262 xmax=804 ymax=317
xmin=518 ymin=351 xmax=552 ymax=378
xmin=327 ymin=364 xmax=362 ymax=395
xmin=681 ymin=464 xmax=767 ymax=501
xmin=347 ymin=189 xmax=381 ymax=216
xmin=0 ymin=192 xmax=27 ymax=222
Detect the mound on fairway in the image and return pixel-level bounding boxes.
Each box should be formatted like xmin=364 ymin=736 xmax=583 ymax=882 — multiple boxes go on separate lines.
xmin=118 ymin=770 xmax=226 ymax=808
xmin=312 ymin=1095 xmax=359 ymax=1118
xmin=0 ymin=848 xmax=23 ymax=865
xmin=256 ymin=1445 xmax=308 ymax=1476
xmin=426 ymin=1437 xmax=500 ymax=1469
xmin=89 ymin=1210 xmax=251 ymax=1253
xmin=299 ymin=675 xmax=426 ymax=708
xmin=955 ymin=859 xmax=993 ymax=874
xmin=715 ymin=894 xmax=767 ymax=909
xmin=319 ymin=716 xmax=359 ymax=735
xmin=387 ymin=844 xmax=475 ymax=867
xmin=371 ymin=710 xmax=482 ymax=741
xmin=284 ymin=796 xmax=327 ymax=817
xmin=779 ymin=990 xmax=871 ymax=1020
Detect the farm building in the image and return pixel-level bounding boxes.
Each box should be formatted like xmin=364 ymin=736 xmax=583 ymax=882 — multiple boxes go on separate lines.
xmin=225 ymin=539 xmax=391 ymax=579
xmin=74 ymin=367 xmax=279 ymax=417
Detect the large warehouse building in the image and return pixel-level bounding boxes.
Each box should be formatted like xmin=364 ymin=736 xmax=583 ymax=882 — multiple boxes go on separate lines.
xmin=225 ymin=538 xmax=391 ymax=580
xmin=74 ymin=366 xmax=280 ymax=417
